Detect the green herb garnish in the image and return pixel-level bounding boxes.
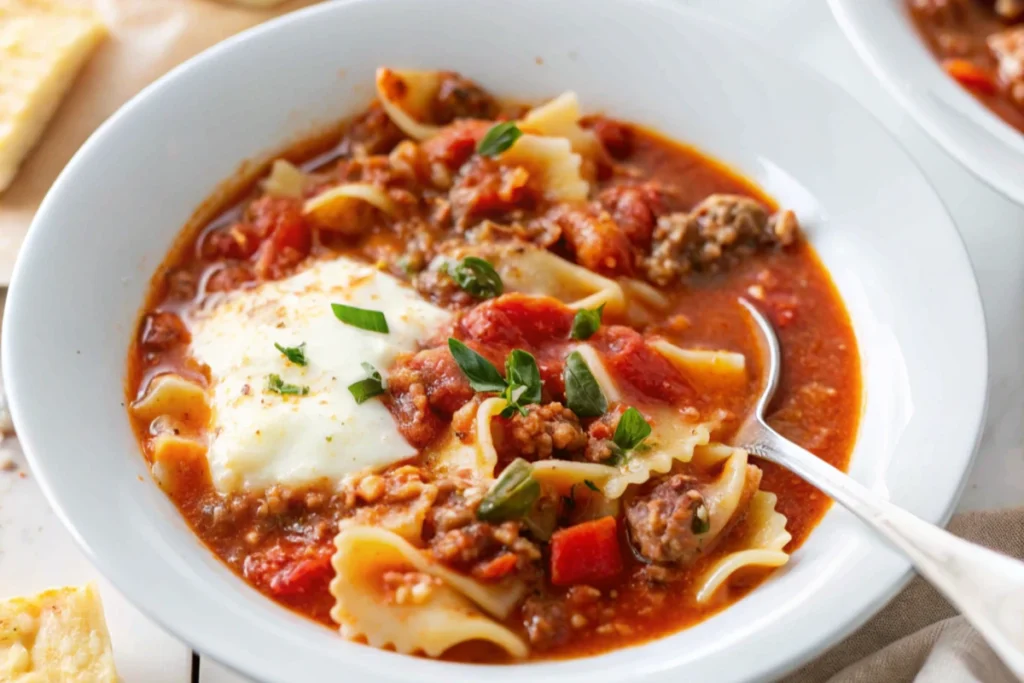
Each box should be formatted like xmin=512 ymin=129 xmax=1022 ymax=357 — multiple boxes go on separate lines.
xmin=331 ymin=303 xmax=389 ymax=333
xmin=274 ymin=342 xmax=308 ymax=366
xmin=563 ymin=350 xmax=607 ymax=417
xmin=583 ymin=479 xmax=600 ymax=492
xmin=348 ymin=362 xmax=386 ymax=404
xmin=447 ymin=339 xmax=507 ymax=393
xmin=477 ymin=458 xmax=540 ymax=522
xmin=449 ymin=257 xmax=503 ymax=299
xmin=500 ymin=349 xmax=541 ymax=416
xmin=570 ymin=304 xmax=605 ymax=340
xmin=266 ymin=373 xmax=309 ymax=396
xmin=448 ymin=339 xmax=542 ymax=417
xmin=612 ymin=406 xmax=652 ymax=451
xmin=477 ymin=121 xmax=522 ymax=157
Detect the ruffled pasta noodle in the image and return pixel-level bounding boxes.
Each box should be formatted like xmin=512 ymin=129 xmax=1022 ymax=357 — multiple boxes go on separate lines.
xmin=375 ymin=68 xmax=443 ymax=141
xmin=604 ymin=416 xmax=715 ymax=499
xmin=303 ymin=183 xmax=399 ymax=232
xmin=130 ymin=373 xmax=208 ymax=424
xmin=498 ymin=134 xmax=589 ymax=202
xmin=330 ymin=526 xmax=528 ymax=657
xmin=261 ymin=159 xmax=309 ymax=198
xmin=651 ymin=339 xmax=747 ymax=383
xmin=694 ymin=491 xmax=791 ymax=603
xmin=492 ymin=245 xmax=625 ymax=313
xmin=519 ymin=91 xmax=602 ymax=161
xmin=338 ymin=477 xmax=439 ymax=546
xmin=425 ymin=397 xmax=507 ymax=481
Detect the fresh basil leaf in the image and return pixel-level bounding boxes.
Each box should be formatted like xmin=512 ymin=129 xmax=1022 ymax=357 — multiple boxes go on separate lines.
xmin=274 ymin=342 xmax=308 ymax=366
xmin=691 ymin=502 xmax=711 ymax=534
xmin=448 ymin=338 xmax=507 ymax=393
xmin=583 ymin=479 xmax=600 ymax=492
xmin=348 ymin=362 xmax=386 ymax=404
xmin=504 ymin=349 xmax=542 ymax=406
xmin=449 ymin=257 xmax=504 ymax=299
xmin=477 ymin=458 xmax=540 ymax=522
xmin=612 ymin=406 xmax=652 ymax=451
xmin=477 ymin=121 xmax=523 ymax=157
xmin=570 ymin=304 xmax=605 ymax=341
xmin=266 ymin=373 xmax=309 ymax=396
xmin=499 ymin=402 xmax=528 ymax=418
xmin=330 ymin=303 xmax=389 ymax=333
xmin=563 ymin=350 xmax=607 ymax=417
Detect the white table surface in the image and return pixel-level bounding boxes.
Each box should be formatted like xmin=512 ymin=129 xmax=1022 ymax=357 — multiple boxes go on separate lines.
xmin=1 ymin=0 xmax=1022 ymax=681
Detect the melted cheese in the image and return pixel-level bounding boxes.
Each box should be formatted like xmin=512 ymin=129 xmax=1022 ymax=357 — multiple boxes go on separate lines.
xmin=190 ymin=257 xmax=451 ymax=492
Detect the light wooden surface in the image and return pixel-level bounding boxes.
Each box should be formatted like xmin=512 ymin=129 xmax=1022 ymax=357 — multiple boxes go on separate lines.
xmin=2 ymin=0 xmax=1023 ymax=681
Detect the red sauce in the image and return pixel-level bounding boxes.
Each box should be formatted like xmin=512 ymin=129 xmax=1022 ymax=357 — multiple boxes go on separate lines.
xmin=127 ymin=93 xmax=860 ymax=662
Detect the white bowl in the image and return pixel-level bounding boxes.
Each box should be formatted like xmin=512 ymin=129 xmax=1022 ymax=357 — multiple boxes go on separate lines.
xmin=830 ymin=0 xmax=1024 ymax=206
xmin=2 ymin=0 xmax=988 ymax=681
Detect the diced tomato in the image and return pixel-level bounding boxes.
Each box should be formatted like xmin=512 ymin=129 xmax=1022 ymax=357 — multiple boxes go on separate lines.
xmin=203 ymin=222 xmax=264 ymax=260
xmin=249 ymin=196 xmax=311 ymax=279
xmin=473 ymin=552 xmax=519 ymax=581
xmin=244 ymin=542 xmax=333 ymax=597
xmin=459 ymin=294 xmax=575 ymax=348
xmin=550 ymin=516 xmax=623 ymax=586
xmin=943 ymin=59 xmax=997 ymax=94
xmin=592 ymin=326 xmax=694 ymax=403
xmin=421 ymin=119 xmax=492 ymax=170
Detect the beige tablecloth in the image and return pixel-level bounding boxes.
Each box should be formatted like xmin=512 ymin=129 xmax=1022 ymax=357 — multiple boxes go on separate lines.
xmin=784 ymin=509 xmax=1022 ymax=683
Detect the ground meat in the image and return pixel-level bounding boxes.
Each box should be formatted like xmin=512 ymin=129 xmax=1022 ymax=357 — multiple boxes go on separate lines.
xmin=424 ymin=482 xmax=542 ymax=581
xmin=582 ymin=408 xmax=622 ymax=463
xmin=204 ymin=264 xmax=254 ymax=293
xmin=390 ymin=347 xmax=475 ymax=414
xmin=497 ymin=403 xmax=587 ymax=462
xmin=139 ymin=311 xmax=190 ymax=352
xmin=989 ymin=27 xmax=1024 ymax=108
xmin=521 ymin=595 xmax=572 ymax=649
xmin=431 ymin=72 xmax=500 ymax=124
xmin=165 ymin=268 xmax=197 ymax=301
xmin=338 ymin=103 xmax=405 ymax=156
xmin=598 ymin=184 xmax=664 ymax=249
xmin=643 ymin=194 xmax=799 ymax=286
xmin=625 ymin=467 xmax=762 ymax=565
xmin=413 ymin=265 xmax=477 ymax=308
xmin=386 ymin=347 xmax=475 ymax=448
xmin=544 ymin=204 xmax=634 ymax=276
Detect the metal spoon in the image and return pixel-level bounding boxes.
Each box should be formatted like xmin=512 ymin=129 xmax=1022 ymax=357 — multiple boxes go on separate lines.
xmin=735 ymin=298 xmax=1024 ymax=678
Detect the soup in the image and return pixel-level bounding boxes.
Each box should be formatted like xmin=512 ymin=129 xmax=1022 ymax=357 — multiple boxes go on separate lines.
xmin=908 ymin=0 xmax=1024 ymax=133
xmin=127 ymin=68 xmax=860 ymax=662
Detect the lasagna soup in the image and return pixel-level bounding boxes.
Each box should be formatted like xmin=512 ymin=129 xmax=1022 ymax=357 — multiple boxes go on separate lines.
xmin=128 ymin=69 xmax=860 ymax=662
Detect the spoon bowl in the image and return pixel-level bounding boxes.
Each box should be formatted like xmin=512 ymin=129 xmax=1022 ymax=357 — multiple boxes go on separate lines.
xmin=735 ymin=298 xmax=1024 ymax=679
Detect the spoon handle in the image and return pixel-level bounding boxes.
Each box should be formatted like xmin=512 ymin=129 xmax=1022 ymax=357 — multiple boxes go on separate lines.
xmin=743 ymin=422 xmax=1024 ymax=678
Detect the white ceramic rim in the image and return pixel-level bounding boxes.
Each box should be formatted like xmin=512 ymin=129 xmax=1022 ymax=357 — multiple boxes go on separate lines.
xmin=829 ymin=0 xmax=1024 ymax=206
xmin=2 ymin=1 xmax=989 ymax=682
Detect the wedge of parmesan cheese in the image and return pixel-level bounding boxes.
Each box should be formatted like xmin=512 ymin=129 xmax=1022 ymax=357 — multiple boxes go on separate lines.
xmin=0 ymin=1 xmax=106 ymax=192
xmin=0 ymin=583 xmax=118 ymax=682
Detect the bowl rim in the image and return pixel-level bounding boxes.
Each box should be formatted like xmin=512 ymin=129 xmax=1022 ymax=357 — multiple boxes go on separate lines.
xmin=829 ymin=0 xmax=1024 ymax=206
xmin=2 ymin=0 xmax=989 ymax=681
